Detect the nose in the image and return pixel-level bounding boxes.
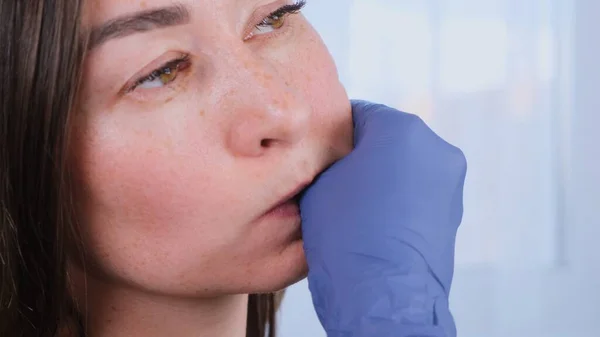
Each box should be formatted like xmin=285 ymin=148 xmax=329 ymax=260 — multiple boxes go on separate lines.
xmin=220 ymin=52 xmax=311 ymax=157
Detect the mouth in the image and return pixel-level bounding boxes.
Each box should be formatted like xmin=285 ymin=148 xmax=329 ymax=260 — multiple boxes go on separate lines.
xmin=280 ymin=182 xmax=311 ymax=205
xmin=263 ymin=181 xmax=311 ymax=218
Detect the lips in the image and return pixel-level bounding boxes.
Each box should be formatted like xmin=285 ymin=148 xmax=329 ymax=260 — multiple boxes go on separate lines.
xmin=280 ymin=182 xmax=310 ymax=206
xmin=264 ymin=181 xmax=311 ymax=216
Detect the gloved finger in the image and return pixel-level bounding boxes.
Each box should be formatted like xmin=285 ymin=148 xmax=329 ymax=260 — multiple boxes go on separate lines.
xmin=350 ymin=99 xmax=382 ymax=145
xmin=350 ymin=100 xmax=423 ymax=147
xmin=351 ymin=100 xmax=465 ymax=161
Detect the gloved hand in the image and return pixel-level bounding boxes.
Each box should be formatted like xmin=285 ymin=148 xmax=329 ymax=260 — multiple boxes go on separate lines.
xmin=300 ymin=100 xmax=467 ymax=337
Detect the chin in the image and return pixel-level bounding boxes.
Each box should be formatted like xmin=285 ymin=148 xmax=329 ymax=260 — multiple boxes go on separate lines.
xmin=247 ymin=239 xmax=308 ymax=294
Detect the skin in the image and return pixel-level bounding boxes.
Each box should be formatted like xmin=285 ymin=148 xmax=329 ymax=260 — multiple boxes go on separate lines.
xmin=69 ymin=0 xmax=353 ymax=336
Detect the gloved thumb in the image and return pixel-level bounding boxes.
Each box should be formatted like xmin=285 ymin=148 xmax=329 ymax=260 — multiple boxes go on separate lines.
xmin=350 ymin=99 xmax=384 ymax=145
xmin=350 ymin=99 xmax=418 ymax=147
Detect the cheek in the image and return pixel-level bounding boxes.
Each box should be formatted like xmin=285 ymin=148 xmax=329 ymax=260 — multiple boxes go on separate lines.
xmin=288 ymin=30 xmax=353 ymax=153
xmin=72 ymin=122 xmax=245 ymax=254
xmin=71 ymin=125 xmax=254 ymax=287
xmin=294 ymin=38 xmax=345 ymax=103
xmin=80 ymin=143 xmax=200 ymax=224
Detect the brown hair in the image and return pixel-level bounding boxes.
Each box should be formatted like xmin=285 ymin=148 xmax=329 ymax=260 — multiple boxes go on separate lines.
xmin=0 ymin=1 xmax=278 ymax=336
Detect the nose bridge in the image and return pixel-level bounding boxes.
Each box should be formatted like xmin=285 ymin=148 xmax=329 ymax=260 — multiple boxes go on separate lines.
xmin=224 ymin=47 xmax=289 ymax=104
xmin=218 ymin=47 xmax=311 ymax=156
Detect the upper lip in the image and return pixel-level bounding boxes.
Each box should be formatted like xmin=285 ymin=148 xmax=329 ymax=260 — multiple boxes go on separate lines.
xmin=267 ymin=180 xmax=312 ymax=211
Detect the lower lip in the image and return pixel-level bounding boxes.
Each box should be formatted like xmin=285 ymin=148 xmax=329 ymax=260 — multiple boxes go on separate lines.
xmin=264 ymin=199 xmax=300 ymax=218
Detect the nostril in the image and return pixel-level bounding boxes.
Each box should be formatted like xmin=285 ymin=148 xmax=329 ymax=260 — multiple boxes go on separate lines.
xmin=260 ymin=139 xmax=273 ymax=148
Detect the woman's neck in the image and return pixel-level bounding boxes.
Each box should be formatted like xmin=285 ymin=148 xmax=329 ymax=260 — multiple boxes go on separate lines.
xmin=71 ymin=274 xmax=248 ymax=337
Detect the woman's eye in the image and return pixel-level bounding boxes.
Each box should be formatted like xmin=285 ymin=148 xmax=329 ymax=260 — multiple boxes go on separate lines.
xmin=137 ymin=67 xmax=179 ymax=89
xmin=255 ymin=14 xmax=287 ymax=35
xmin=128 ymin=55 xmax=190 ymax=93
xmin=250 ymin=1 xmax=306 ymax=38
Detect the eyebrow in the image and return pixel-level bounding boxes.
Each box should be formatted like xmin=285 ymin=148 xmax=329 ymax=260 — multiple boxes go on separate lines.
xmin=89 ymin=4 xmax=191 ymax=50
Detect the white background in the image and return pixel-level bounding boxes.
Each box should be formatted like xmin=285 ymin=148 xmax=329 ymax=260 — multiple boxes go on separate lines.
xmin=279 ymin=1 xmax=600 ymax=336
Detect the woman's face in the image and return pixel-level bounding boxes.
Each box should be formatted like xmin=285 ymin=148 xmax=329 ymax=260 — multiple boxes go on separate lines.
xmin=73 ymin=0 xmax=352 ymax=297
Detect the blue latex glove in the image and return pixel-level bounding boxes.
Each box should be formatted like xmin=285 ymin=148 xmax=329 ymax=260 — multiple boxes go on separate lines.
xmin=300 ymin=100 xmax=467 ymax=337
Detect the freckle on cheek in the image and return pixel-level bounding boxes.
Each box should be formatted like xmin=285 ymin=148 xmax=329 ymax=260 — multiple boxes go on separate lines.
xmin=164 ymin=138 xmax=174 ymax=152
xmin=281 ymin=97 xmax=290 ymax=110
xmin=199 ymin=110 xmax=205 ymax=117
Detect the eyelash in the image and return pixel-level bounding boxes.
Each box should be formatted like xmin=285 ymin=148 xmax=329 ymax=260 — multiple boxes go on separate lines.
xmin=126 ymin=54 xmax=191 ymax=93
xmin=126 ymin=0 xmax=307 ymax=93
xmin=257 ymin=0 xmax=306 ymax=28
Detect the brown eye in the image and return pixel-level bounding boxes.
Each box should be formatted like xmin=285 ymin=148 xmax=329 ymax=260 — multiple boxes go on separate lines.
xmin=266 ymin=15 xmax=286 ymax=29
xmin=255 ymin=14 xmax=288 ymax=35
xmin=129 ymin=55 xmax=190 ymax=92
xmin=158 ymin=68 xmax=178 ymax=85
xmin=135 ymin=66 xmax=180 ymax=90
xmin=246 ymin=1 xmax=306 ymax=40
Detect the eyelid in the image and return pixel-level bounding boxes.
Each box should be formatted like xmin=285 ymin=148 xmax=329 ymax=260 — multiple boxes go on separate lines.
xmin=242 ymin=0 xmax=297 ymax=39
xmin=266 ymin=0 xmax=306 ymax=19
xmin=121 ymin=52 xmax=189 ymax=94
